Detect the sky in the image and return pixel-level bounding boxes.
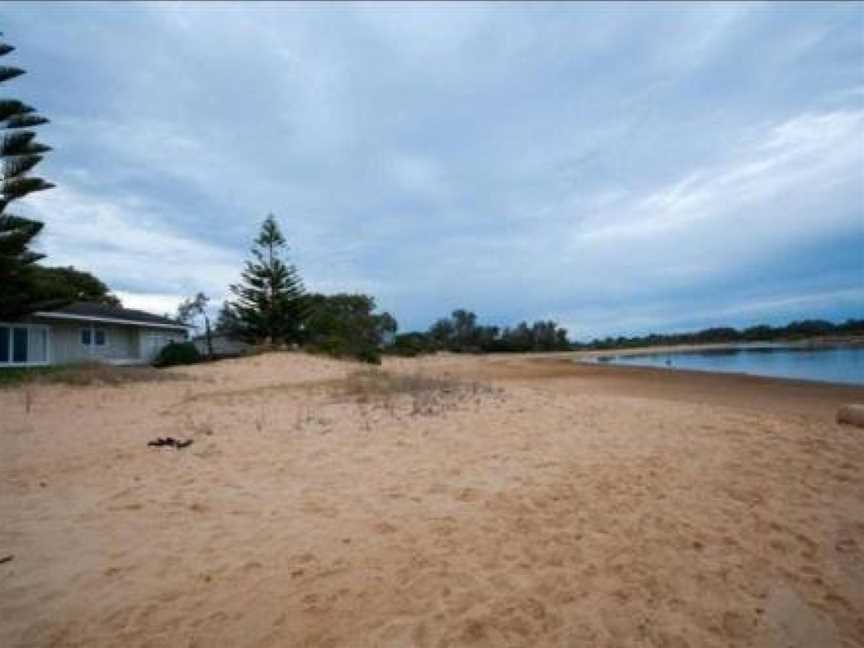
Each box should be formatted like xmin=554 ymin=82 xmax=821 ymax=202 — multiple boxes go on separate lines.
xmin=3 ymin=1 xmax=863 ymax=340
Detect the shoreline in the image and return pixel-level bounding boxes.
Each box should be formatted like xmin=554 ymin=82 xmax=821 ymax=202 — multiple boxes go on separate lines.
xmin=584 ymin=359 xmax=863 ymax=389
xmin=568 ymin=335 xmax=864 ymax=361
xmin=401 ymin=351 xmax=864 ymax=421
xmin=570 ymin=347 xmax=863 ymax=389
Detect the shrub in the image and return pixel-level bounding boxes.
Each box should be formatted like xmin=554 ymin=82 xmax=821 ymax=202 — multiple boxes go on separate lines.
xmin=305 ymin=335 xmax=381 ymax=365
xmin=386 ymin=332 xmax=434 ymax=357
xmin=153 ymin=341 xmax=201 ymax=367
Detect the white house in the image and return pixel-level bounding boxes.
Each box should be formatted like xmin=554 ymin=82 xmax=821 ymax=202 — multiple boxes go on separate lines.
xmin=0 ymin=302 xmax=189 ymax=368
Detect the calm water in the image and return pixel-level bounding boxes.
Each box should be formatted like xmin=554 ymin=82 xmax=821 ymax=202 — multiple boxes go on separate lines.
xmin=598 ymin=345 xmax=864 ymax=386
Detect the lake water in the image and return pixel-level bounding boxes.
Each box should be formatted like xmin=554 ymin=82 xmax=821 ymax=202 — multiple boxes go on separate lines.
xmin=597 ymin=345 xmax=864 ymax=386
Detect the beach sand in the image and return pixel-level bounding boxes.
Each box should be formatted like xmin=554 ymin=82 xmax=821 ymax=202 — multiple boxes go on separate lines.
xmin=1 ymin=351 xmax=862 ymax=647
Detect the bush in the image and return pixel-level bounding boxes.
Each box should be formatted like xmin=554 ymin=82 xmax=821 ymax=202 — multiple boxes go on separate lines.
xmin=153 ymin=341 xmax=201 ymax=367
xmin=305 ymin=335 xmax=381 ymax=365
xmin=386 ymin=332 xmax=434 ymax=357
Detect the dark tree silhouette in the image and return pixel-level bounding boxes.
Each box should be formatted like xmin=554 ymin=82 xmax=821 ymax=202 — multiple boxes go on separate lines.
xmin=28 ymin=266 xmax=121 ymax=307
xmin=303 ymin=292 xmax=397 ymax=363
xmin=227 ymin=215 xmax=306 ymax=344
xmin=0 ymin=34 xmax=54 ymax=318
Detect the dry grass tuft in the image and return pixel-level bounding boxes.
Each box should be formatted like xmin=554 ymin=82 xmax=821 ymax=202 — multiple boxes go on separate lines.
xmin=23 ymin=362 xmax=186 ymax=388
xmin=335 ymin=368 xmax=499 ymax=417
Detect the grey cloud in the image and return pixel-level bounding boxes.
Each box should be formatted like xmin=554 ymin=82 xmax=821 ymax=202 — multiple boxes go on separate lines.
xmin=2 ymin=1 xmax=861 ymax=336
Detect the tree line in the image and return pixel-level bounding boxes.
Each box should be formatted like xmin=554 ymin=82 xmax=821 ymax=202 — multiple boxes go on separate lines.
xmin=579 ymin=319 xmax=864 ymax=351
xmin=389 ymin=311 xmax=572 ymax=356
xmin=190 ymin=214 xmax=397 ymax=364
xmin=176 ymin=214 xmax=572 ymax=363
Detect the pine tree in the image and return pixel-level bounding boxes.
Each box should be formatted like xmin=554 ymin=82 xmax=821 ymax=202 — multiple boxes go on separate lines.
xmin=228 ymin=215 xmax=306 ymax=344
xmin=0 ymin=34 xmax=54 ymax=319
xmin=214 ymin=301 xmax=242 ymax=337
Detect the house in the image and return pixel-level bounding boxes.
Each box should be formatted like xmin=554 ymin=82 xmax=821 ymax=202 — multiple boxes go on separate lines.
xmin=0 ymin=302 xmax=189 ymax=368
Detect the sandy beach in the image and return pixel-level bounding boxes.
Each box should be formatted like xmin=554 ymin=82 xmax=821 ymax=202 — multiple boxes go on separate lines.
xmin=1 ymin=351 xmax=863 ymax=648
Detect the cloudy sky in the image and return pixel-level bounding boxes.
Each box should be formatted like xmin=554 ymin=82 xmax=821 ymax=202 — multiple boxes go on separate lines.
xmin=4 ymin=1 xmax=863 ymax=339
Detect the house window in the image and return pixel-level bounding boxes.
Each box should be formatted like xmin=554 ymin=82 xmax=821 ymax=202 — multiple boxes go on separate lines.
xmin=0 ymin=324 xmax=48 ymax=365
xmin=12 ymin=328 xmax=27 ymax=363
xmin=81 ymin=328 xmax=107 ymax=347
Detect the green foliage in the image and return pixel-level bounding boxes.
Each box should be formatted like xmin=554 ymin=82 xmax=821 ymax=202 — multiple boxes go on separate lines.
xmin=214 ymin=301 xmax=242 ymax=336
xmin=304 ymin=293 xmax=396 ymax=345
xmin=303 ymin=293 xmax=397 ymax=364
xmin=226 ymin=215 xmax=306 ymax=344
xmin=25 ymin=265 xmax=121 ymax=306
xmin=306 ymin=335 xmax=382 ymax=365
xmin=0 ymin=35 xmax=54 ymax=319
xmin=153 ymin=341 xmax=201 ymax=367
xmin=387 ymin=332 xmax=436 ymax=357
xmin=420 ymin=309 xmax=571 ymax=353
xmin=495 ymin=320 xmax=571 ymax=352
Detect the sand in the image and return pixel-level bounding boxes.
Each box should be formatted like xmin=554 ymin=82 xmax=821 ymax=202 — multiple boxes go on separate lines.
xmin=1 ymin=351 xmax=862 ymax=647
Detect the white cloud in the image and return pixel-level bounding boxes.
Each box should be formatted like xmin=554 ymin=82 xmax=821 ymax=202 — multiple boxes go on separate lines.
xmin=26 ymin=184 xmax=241 ymax=299
xmin=714 ymin=286 xmax=864 ymax=319
xmin=114 ymin=291 xmax=185 ymax=317
xmin=577 ymin=109 xmax=864 ymax=247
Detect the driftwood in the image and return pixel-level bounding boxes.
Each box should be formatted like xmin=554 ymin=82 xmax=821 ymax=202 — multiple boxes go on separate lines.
xmin=836 ymin=404 xmax=864 ymax=429
xmin=147 ymin=437 xmax=194 ymax=449
xmin=0 ymin=555 xmax=13 ymax=565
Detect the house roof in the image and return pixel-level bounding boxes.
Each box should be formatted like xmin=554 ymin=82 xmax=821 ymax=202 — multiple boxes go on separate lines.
xmin=33 ymin=301 xmax=188 ymax=330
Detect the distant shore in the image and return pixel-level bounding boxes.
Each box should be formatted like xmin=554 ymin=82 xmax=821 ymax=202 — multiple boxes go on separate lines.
xmin=568 ymin=335 xmax=864 ymax=361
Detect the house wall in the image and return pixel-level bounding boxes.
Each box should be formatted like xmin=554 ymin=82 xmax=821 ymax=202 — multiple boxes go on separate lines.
xmin=35 ymin=320 xmax=139 ymax=364
xmin=138 ymin=328 xmax=187 ymax=362
xmin=27 ymin=324 xmax=49 ymax=362
xmin=10 ymin=316 xmax=187 ymax=366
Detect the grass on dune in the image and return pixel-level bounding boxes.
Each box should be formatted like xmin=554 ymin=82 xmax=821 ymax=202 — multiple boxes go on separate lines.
xmin=0 ymin=361 xmax=183 ymax=388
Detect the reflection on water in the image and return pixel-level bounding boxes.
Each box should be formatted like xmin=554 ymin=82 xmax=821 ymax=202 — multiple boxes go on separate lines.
xmin=598 ymin=345 xmax=864 ymax=385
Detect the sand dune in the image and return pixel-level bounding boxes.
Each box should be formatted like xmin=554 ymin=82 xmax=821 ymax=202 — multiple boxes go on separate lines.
xmin=1 ymin=352 xmax=862 ymax=647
